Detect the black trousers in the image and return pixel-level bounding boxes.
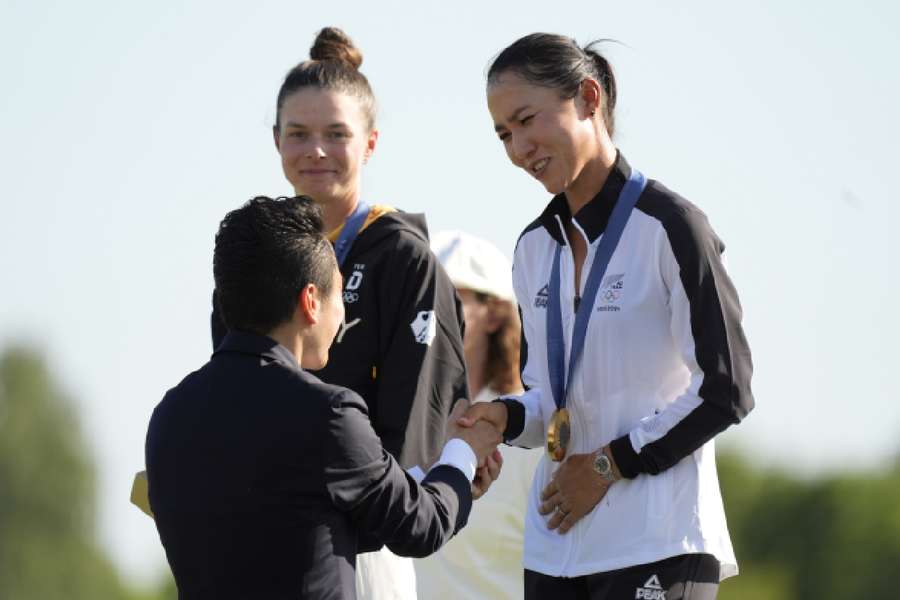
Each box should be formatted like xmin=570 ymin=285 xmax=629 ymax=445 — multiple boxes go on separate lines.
xmin=524 ymin=553 xmax=719 ymax=600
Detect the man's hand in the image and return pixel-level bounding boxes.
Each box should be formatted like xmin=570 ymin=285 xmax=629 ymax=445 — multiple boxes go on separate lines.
xmin=448 ymin=400 xmax=504 ymax=499
xmin=452 ymin=419 xmax=501 ymax=467
xmin=538 ymin=450 xmax=614 ymax=534
xmin=458 ymin=401 xmax=508 ymax=438
xmin=454 ymin=400 xmax=508 ymax=499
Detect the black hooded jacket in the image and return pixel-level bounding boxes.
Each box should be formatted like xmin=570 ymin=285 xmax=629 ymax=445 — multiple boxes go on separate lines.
xmin=212 ymin=208 xmax=468 ymax=470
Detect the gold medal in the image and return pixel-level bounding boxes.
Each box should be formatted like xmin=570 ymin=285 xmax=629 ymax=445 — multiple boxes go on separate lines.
xmin=546 ymin=408 xmax=571 ymax=462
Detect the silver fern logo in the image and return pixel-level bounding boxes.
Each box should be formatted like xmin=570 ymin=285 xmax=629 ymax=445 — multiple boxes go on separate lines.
xmin=597 ymin=273 xmax=624 ymax=310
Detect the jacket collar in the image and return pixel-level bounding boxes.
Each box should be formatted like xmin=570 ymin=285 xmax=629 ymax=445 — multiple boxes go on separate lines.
xmin=213 ymin=330 xmax=300 ymax=372
xmin=538 ymin=151 xmax=633 ymax=245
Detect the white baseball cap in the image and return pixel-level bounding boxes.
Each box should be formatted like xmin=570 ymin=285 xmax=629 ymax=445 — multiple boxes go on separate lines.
xmin=431 ymin=230 xmax=515 ymax=303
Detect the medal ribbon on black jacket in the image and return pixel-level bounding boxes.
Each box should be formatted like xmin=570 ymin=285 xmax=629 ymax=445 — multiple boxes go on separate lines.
xmin=333 ymin=201 xmax=371 ymax=267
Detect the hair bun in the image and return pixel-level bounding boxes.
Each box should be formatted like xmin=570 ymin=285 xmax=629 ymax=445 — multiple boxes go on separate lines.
xmin=310 ymin=27 xmax=363 ymax=70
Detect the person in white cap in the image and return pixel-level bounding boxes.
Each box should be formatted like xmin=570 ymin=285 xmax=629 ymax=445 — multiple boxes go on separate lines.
xmin=416 ymin=231 xmax=542 ymax=600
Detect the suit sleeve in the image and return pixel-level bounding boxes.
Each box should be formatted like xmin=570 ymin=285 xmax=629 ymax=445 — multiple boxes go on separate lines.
xmin=374 ymin=232 xmax=469 ymax=470
xmin=323 ymin=390 xmax=472 ymax=558
xmin=609 ymin=207 xmax=754 ymax=478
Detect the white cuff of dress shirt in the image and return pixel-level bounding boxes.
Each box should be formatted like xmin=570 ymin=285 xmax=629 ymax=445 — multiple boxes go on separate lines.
xmin=434 ymin=437 xmax=477 ymax=481
xmin=406 ymin=438 xmax=478 ymax=483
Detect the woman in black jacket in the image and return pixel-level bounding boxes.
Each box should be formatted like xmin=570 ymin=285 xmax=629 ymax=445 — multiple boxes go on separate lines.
xmin=211 ymin=27 xmax=498 ymax=600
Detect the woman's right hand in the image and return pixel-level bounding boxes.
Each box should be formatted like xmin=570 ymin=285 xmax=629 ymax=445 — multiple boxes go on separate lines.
xmin=458 ymin=401 xmax=508 ymax=438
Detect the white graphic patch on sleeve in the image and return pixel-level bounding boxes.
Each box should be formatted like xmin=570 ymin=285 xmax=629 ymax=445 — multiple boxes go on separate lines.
xmin=410 ymin=310 xmax=437 ymax=346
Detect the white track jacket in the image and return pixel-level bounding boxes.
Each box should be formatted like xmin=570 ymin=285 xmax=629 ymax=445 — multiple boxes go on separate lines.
xmin=503 ymin=153 xmax=754 ymax=581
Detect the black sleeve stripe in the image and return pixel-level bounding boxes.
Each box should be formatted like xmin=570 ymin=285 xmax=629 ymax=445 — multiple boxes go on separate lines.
xmin=609 ymin=434 xmax=641 ymax=479
xmin=497 ymin=398 xmax=526 ymax=442
xmin=517 ymin=305 xmax=530 ymax=392
xmin=629 ymin=183 xmax=754 ymax=474
xmin=630 ymin=403 xmax=736 ymax=476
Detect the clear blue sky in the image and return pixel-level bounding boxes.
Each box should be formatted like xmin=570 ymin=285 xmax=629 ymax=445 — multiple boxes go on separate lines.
xmin=2 ymin=0 xmax=898 ymax=586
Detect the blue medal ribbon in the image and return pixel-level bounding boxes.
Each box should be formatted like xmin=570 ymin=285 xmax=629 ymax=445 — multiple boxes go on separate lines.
xmin=333 ymin=201 xmax=370 ymax=268
xmin=546 ymin=170 xmax=647 ymax=412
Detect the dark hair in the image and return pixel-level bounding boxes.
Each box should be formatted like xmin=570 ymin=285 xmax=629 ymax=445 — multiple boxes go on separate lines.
xmin=274 ymin=27 xmax=376 ymax=131
xmin=487 ymin=33 xmax=618 ymax=136
xmin=213 ymin=196 xmax=336 ymax=335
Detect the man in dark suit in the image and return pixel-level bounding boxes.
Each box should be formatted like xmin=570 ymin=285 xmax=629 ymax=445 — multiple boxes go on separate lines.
xmin=145 ymin=196 xmax=500 ymax=599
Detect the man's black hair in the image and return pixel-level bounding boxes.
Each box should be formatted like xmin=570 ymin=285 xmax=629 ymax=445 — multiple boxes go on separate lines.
xmin=213 ymin=195 xmax=336 ymax=335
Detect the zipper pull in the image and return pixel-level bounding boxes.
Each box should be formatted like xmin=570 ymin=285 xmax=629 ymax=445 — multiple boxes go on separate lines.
xmin=574 ymin=295 xmax=581 ymax=313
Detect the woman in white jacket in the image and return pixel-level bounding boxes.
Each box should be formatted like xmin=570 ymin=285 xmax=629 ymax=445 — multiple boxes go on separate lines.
xmin=462 ymin=33 xmax=754 ymax=599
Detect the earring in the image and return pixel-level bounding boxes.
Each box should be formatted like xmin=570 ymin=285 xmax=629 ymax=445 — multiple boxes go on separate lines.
xmin=590 ymin=109 xmax=596 ymax=117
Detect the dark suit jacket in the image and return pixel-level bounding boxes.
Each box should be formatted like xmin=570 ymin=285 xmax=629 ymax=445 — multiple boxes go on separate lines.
xmin=146 ymin=331 xmax=472 ymax=600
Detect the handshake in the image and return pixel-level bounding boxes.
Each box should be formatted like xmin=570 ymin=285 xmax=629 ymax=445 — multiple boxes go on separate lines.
xmin=444 ymin=400 xmax=512 ymax=499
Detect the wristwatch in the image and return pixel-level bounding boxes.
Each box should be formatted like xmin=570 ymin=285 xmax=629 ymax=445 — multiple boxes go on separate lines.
xmin=592 ymin=449 xmax=617 ymax=484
